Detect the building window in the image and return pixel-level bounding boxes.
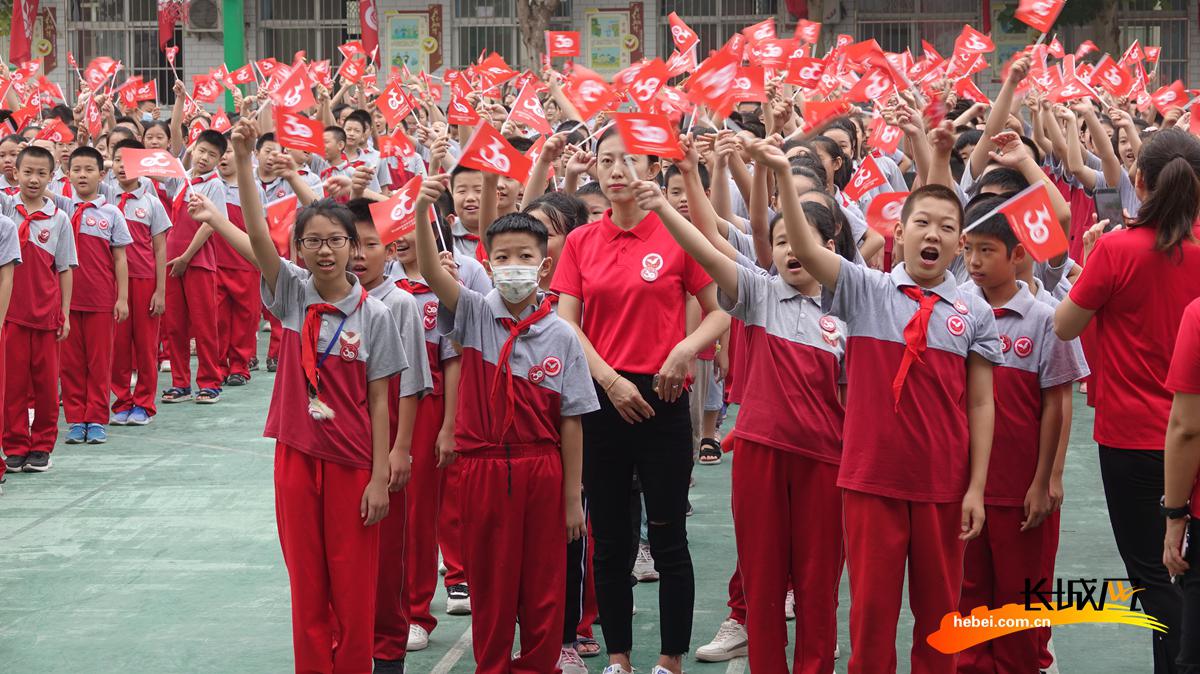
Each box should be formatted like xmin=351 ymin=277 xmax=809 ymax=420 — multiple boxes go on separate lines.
xmin=259 ymin=0 xmax=357 ymax=63
xmin=856 ymin=0 xmax=979 ymax=59
xmin=65 ymin=0 xmax=182 ymax=106
xmin=454 ymin=0 xmax=571 ymax=68
xmin=658 ymin=0 xmax=780 ymax=57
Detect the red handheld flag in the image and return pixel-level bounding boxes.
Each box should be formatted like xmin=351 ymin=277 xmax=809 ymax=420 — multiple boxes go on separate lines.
xmin=447 ymin=94 xmax=482 ymax=126
xmin=509 ymin=84 xmax=553 ymax=136
xmin=456 ymin=123 xmax=533 ymax=182
xmin=10 ymin=0 xmax=38 ymax=64
xmin=192 ymin=74 xmax=223 ymax=103
xmin=378 ymin=79 xmax=415 ymax=127
xmin=729 ymin=66 xmax=767 ymax=104
xmin=795 ymin=19 xmax=821 ymax=45
xmin=786 ymin=57 xmax=826 ymax=89
xmin=359 ymin=0 xmax=379 ymax=57
xmin=627 ymin=58 xmax=670 ymax=111
xmin=336 ymin=56 xmax=367 ymax=84
xmin=121 ymin=148 xmax=187 ymax=180
xmin=547 ymin=31 xmax=582 ymax=58
xmin=867 ymin=121 xmax=904 ymax=155
xmin=158 ymin=0 xmax=185 ymax=51
xmin=369 ymin=177 xmax=426 ymax=244
xmin=210 ymin=109 xmax=232 ymax=134
xmin=864 ymin=191 xmax=909 ymax=236
xmin=846 ymin=68 xmax=895 ymax=104
xmin=1015 ymin=0 xmax=1065 ymax=34
xmin=993 ymin=183 xmax=1067 ymax=262
xmin=134 ymin=79 xmax=158 ymax=102
xmin=743 ymin=18 xmax=776 ymax=45
xmin=1144 ymin=46 xmax=1161 ymax=64
xmin=274 ymin=110 xmax=324 ymax=154
xmin=802 ymin=99 xmax=851 ymax=132
xmin=955 ymin=25 xmax=995 ymax=55
xmin=272 ymin=66 xmax=317 ymax=112
xmin=36 ymin=119 xmax=74 ymax=144
xmin=667 ymin=13 xmax=699 ymax=53
xmin=954 ymin=77 xmax=991 ymax=105
xmin=230 ymin=63 xmax=256 ymax=86
xmin=1150 ymin=80 xmax=1186 ymax=114
xmin=611 ymin=112 xmax=684 ymax=160
xmin=266 ymin=195 xmax=299 ymax=256
xmin=564 ymin=66 xmax=619 ymax=121
xmin=1089 ymin=55 xmax=1133 ymax=98
xmin=843 ymin=155 xmax=887 ymax=202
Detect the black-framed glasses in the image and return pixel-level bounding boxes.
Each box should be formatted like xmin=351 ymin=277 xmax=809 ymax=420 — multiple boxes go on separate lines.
xmin=298 ymin=235 xmax=350 ymax=250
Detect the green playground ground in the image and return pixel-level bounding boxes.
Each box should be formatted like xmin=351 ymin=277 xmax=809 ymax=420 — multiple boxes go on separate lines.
xmin=0 ymin=339 xmax=1151 ymax=673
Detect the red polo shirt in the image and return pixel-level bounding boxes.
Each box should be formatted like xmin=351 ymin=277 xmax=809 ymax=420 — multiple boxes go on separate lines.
xmin=551 ymin=209 xmax=712 ymax=375
xmin=1070 ymin=225 xmax=1200 ymax=449
xmin=1166 ymin=297 xmax=1200 ymax=518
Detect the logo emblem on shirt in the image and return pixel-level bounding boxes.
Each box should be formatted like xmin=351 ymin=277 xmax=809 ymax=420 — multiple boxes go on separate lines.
xmin=1014 ymin=336 xmax=1034 ymax=358
xmin=999 ymin=334 xmax=1012 ymax=353
xmin=423 ymin=301 xmax=438 ymax=317
xmin=542 ymin=356 xmax=562 ymax=377
xmin=819 ymin=316 xmax=837 ymax=333
xmin=954 ymin=299 xmax=969 ymax=315
xmin=641 ymin=252 xmax=663 ymax=282
xmin=276 ymin=189 xmax=286 ymax=198
xmin=85 ymin=216 xmax=98 ymax=228
xmin=37 ymin=228 xmax=50 ymax=244
xmin=946 ymin=314 xmax=966 ymax=336
xmin=528 ymin=364 xmax=546 ymax=384
xmin=819 ymin=315 xmax=841 ymax=346
xmin=134 ymin=207 xmax=147 ymax=219
xmin=338 ymin=331 xmax=361 ymax=362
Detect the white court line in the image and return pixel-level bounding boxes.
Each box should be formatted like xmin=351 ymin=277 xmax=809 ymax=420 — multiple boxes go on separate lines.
xmin=430 ymin=626 xmax=473 ymax=674
xmin=155 ymin=436 xmax=267 ymax=457
xmin=725 ymin=656 xmax=747 ymax=674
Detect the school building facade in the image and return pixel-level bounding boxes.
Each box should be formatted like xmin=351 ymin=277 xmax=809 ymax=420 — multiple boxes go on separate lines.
xmin=3 ymin=0 xmax=1198 ymax=106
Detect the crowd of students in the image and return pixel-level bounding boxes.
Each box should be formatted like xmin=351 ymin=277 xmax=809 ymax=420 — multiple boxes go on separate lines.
xmin=1 ymin=15 xmax=1200 ymax=674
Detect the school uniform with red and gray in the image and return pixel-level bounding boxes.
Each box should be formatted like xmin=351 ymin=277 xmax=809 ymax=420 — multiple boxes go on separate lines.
xmin=956 ymin=281 xmax=1087 ymax=673
xmin=212 ymin=181 xmax=260 ymax=381
xmin=310 ymin=154 xmax=384 ymax=193
xmin=258 ymin=169 xmax=324 ymax=203
xmin=368 ymin=277 xmax=433 ymax=663
xmin=60 ymin=197 xmax=133 ymax=425
xmin=437 ymin=287 xmax=598 ymax=674
xmin=263 ymin=260 xmax=408 ymax=673
xmin=719 ymin=263 xmax=846 ymax=673
xmin=110 ymin=184 xmax=172 ymax=416
xmin=0 ymin=215 xmax=19 ymax=480
xmin=162 ymin=172 xmax=227 ymax=393
xmin=823 ymin=258 xmax=1002 ymax=674
xmin=2 ymin=198 xmax=76 ymax=457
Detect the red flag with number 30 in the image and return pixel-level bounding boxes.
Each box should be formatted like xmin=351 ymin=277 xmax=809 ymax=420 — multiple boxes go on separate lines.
xmin=1015 ymin=0 xmax=1065 ymax=34
xmin=266 ymin=195 xmax=299 ymax=256
xmin=456 ymin=123 xmax=532 ymax=182
xmin=369 ymin=176 xmax=426 ymax=244
xmin=864 ymin=191 xmax=909 ymax=236
xmin=546 ymin=31 xmax=581 ymax=58
xmin=611 ymin=112 xmax=684 ymax=160
xmin=842 ymin=154 xmax=887 ymax=202
xmin=274 ymin=110 xmax=324 ymax=154
xmin=994 ymin=183 xmax=1067 ymax=262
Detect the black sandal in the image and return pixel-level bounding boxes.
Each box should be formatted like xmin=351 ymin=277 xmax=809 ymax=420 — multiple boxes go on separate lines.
xmin=698 ymin=438 xmax=723 ymax=465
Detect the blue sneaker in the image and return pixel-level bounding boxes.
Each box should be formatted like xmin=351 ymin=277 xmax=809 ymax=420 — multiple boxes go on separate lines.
xmin=128 ymin=407 xmax=152 ymax=426
xmin=65 ymin=423 xmax=87 ymax=444
xmin=111 ymin=409 xmax=131 ymax=425
xmin=86 ymin=424 xmax=107 ymax=444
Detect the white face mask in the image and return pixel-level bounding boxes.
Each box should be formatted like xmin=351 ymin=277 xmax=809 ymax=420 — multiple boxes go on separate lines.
xmin=492 ymin=264 xmax=541 ymax=303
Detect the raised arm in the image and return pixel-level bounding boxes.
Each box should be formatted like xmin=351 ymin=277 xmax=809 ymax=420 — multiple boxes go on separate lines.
xmin=230 ymin=119 xmax=282 ymax=288
xmin=969 ymin=55 xmax=1030 ymax=179
xmin=1075 ymin=102 xmax=1122 ymax=189
xmin=521 ymin=132 xmax=568 ymax=210
xmin=633 ymin=179 xmax=739 ymax=299
xmin=413 ymin=175 xmax=460 ymax=313
xmin=756 ymin=139 xmax=841 ymax=288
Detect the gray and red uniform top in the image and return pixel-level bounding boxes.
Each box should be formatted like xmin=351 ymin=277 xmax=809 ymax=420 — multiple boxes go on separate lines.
xmin=719 ymin=264 xmax=846 ymax=464
xmin=163 ymin=171 xmax=228 ymax=272
xmin=262 ymin=260 xmax=409 ymax=470
xmin=1 ymin=195 xmax=76 ymax=331
xmin=65 ymin=196 xmax=133 ymax=313
xmin=259 ymin=169 xmax=324 ymax=203
xmin=960 ymin=281 xmax=1089 ymax=507
xmin=367 ymin=278 xmax=433 ymax=399
xmin=824 ymin=258 xmax=1003 ymax=503
xmin=111 ymin=183 xmax=172 ymax=282
xmin=212 ymin=180 xmax=255 ymax=274
xmin=438 ymin=288 xmax=599 ymax=454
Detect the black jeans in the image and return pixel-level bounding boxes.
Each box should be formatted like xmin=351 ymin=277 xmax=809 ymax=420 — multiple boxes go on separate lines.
xmin=583 ymin=372 xmax=694 ymax=656
xmin=1099 ymin=446 xmax=1187 ymax=673
xmin=1178 ymin=518 xmax=1200 ymax=673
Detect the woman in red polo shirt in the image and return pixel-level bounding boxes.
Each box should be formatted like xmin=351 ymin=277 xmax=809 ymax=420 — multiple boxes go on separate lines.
xmin=552 ymin=127 xmax=728 ymax=674
xmin=1055 ymin=128 xmax=1200 ymax=674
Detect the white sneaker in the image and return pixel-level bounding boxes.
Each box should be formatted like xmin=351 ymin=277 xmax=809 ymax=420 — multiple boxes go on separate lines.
xmin=784 ymin=589 xmax=795 ymax=620
xmin=600 ymin=666 xmax=633 ymax=674
xmin=834 ymin=644 xmax=841 ymax=660
xmin=446 ymin=583 xmax=471 ymax=615
xmin=558 ymin=647 xmax=589 ymax=674
xmin=407 ymin=624 xmax=429 ymax=651
xmin=633 ymin=543 xmax=659 ymax=582
xmin=695 ymin=619 xmax=748 ymax=662
xmin=650 ymin=668 xmax=677 ymax=674
xmin=1039 ymin=636 xmax=1059 ymax=674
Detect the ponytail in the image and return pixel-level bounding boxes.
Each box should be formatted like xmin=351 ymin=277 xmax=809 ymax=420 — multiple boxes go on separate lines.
xmin=1132 ymin=128 xmax=1200 ymax=257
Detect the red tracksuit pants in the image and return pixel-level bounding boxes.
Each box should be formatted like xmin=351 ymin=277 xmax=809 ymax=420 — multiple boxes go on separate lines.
xmin=957 ymin=506 xmax=1047 ymax=673
xmin=216 ymin=268 xmax=259 ymax=379
xmin=460 ymin=447 xmax=566 ymax=674
xmin=0 ymin=330 xmax=6 ymax=480
xmin=4 ymin=323 xmax=59 ymax=455
xmin=1038 ymin=511 xmax=1060 ymax=669
xmin=843 ymin=490 xmax=965 ymax=674
xmin=275 ymin=443 xmax=380 ymax=674
xmin=733 ymin=439 xmax=842 ymax=674
xmin=440 ymin=459 xmax=467 ymax=587
xmin=165 ymin=268 xmax=221 ymax=391
xmin=405 ymin=393 xmax=446 ymax=633
xmin=112 ymin=278 xmax=161 ymax=415
xmin=375 ymin=380 xmax=411 ymax=662
xmin=61 ymin=310 xmax=115 ymax=424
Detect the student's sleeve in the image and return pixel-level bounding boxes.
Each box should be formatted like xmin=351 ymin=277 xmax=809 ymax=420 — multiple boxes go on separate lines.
xmin=436 ymin=285 xmax=486 ymax=348
xmin=304 ymin=172 xmax=326 ymax=198
xmin=163 ymin=177 xmax=183 ymax=200
xmin=366 ymin=306 xmax=408 ymax=383
xmin=149 ymin=197 xmax=173 ymax=235
xmin=821 ymin=256 xmax=884 ymax=322
xmin=203 ymin=180 xmax=229 ymax=219
xmin=549 ymin=233 xmax=583 ymax=299
xmin=54 ymin=219 xmax=78 ymax=270
xmin=1033 ymin=257 xmax=1070 ymax=294
xmin=375 ymin=160 xmax=393 ymax=188
xmin=717 ymin=263 xmax=767 ymax=323
xmin=0 ymin=215 xmax=21 ymax=266
xmin=460 ymin=257 xmax=494 ymax=294
xmin=109 ymin=209 xmax=134 ymax=247
xmin=1115 ymin=169 xmax=1141 ymax=214
xmin=397 ymin=293 xmax=434 ymax=398
xmin=261 ymin=258 xmax=306 ymax=320
xmin=967 ymin=296 xmax=1004 ymax=364
xmin=1039 ymin=314 xmax=1089 ymax=388
xmin=1067 ymin=236 xmax=1117 ymax=311
xmin=309 ymin=155 xmax=330 ymax=175
xmin=726 ymin=223 xmax=754 ymax=259
xmin=1166 ymin=299 xmax=1200 ymax=394
xmin=558 ymin=330 xmax=601 ymax=417
xmin=50 ymin=193 xmax=73 ymax=212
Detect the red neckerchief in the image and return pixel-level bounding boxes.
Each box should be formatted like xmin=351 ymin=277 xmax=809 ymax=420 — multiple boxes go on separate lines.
xmin=173 ymin=173 xmax=216 ymax=213
xmin=117 ymin=191 xmax=137 ymax=216
xmin=892 ymin=285 xmax=942 ymax=409
xmin=397 ymin=278 xmax=431 ymax=294
xmin=301 ymin=287 xmax=368 ymax=404
xmin=15 ymin=203 xmax=51 ymax=246
xmin=59 ymin=176 xmax=72 ymax=198
xmin=490 ymin=295 xmax=557 ymax=439
xmin=71 ymin=201 xmax=97 ymax=239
